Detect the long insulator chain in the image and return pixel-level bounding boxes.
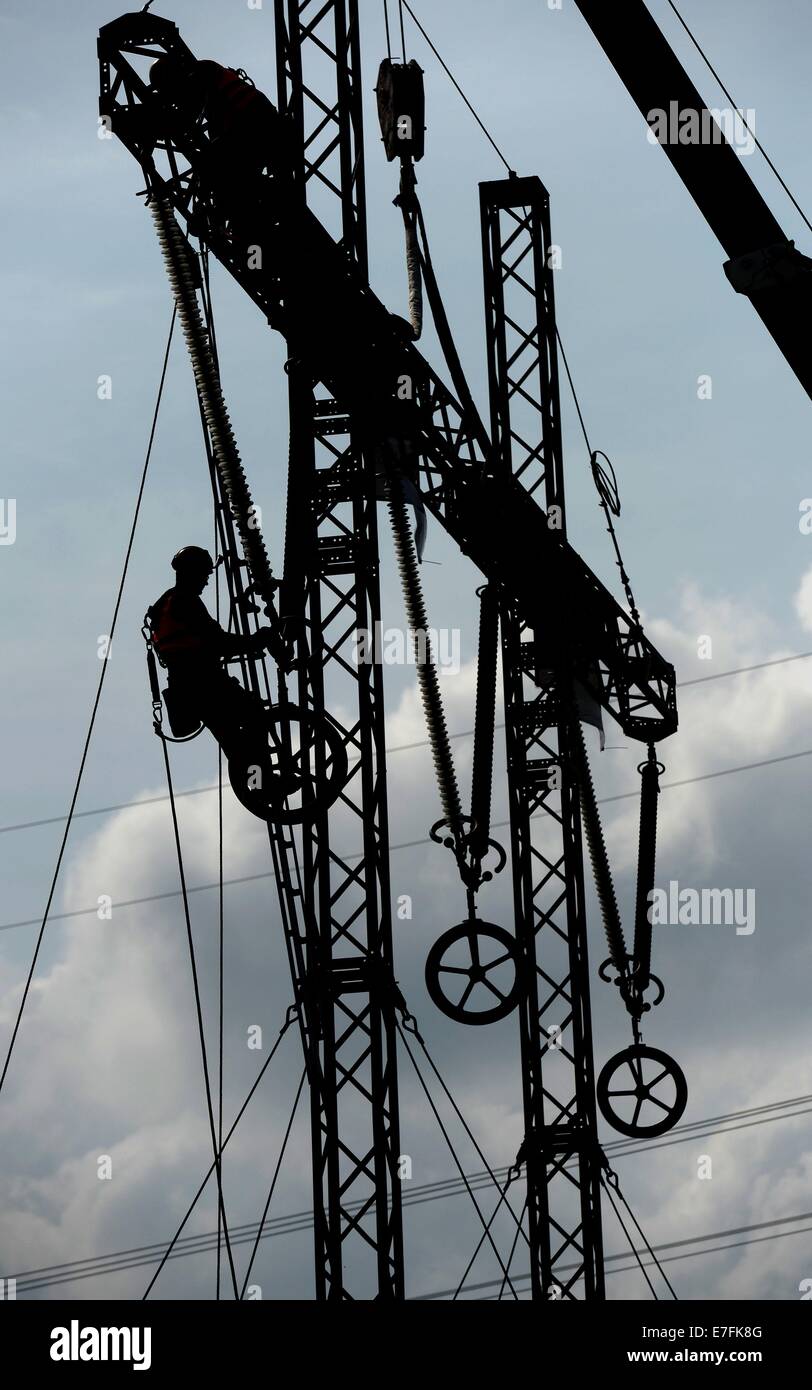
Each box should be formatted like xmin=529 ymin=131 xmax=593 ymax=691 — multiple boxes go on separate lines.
xmin=150 ymin=194 xmax=276 ymax=612
xmin=398 ymin=163 xmax=423 ymax=340
xmin=632 ymin=747 xmax=661 ymax=996
xmin=574 ymin=719 xmax=628 ymax=976
xmin=388 ymin=479 xmax=463 ymax=835
xmin=403 ymin=208 xmax=423 ymax=339
xmin=469 ymin=585 xmax=498 ymax=861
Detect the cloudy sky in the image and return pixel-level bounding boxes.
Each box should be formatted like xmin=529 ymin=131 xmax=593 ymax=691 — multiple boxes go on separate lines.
xmin=1 ymin=0 xmax=812 ymax=1301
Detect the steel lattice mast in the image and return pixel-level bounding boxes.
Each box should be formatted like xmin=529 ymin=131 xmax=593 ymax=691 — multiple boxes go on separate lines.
xmin=272 ymin=0 xmax=404 ymax=1300
xmin=481 ymin=177 xmax=604 ymax=1298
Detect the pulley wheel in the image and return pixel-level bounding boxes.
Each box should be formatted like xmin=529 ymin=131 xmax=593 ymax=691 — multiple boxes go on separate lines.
xmin=597 ymin=1044 xmax=687 ymax=1139
xmin=425 ymin=919 xmax=522 ymax=1026
xmin=227 ymin=703 xmax=348 ymax=825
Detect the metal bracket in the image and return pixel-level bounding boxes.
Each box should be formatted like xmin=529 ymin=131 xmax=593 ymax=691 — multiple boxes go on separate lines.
xmin=724 ymin=239 xmax=812 ymax=295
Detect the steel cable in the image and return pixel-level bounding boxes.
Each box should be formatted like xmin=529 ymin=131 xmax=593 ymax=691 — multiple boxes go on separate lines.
xmin=0 ymin=308 xmax=176 ymax=1100
xmin=397 ymin=1022 xmax=519 ymax=1298
xmin=158 ymin=733 xmax=239 ymax=1300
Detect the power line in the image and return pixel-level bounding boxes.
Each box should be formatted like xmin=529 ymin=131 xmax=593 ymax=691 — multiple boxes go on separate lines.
xmin=664 ymin=0 xmax=812 ymax=238
xmin=597 ymin=1220 xmax=812 ymax=1289
xmin=15 ymin=1197 xmax=812 ymax=1300
xmin=678 ymin=650 xmax=812 ymax=687
xmin=0 ymin=784 xmax=218 ymax=838
xmin=596 ymin=745 xmax=812 ymax=805
xmin=8 ymin=1088 xmax=811 ymax=1295
xmin=2 ymin=649 xmax=809 ymax=840
xmin=421 ymin=1215 xmax=812 ymax=1300
xmin=2 ymin=740 xmax=810 ymax=936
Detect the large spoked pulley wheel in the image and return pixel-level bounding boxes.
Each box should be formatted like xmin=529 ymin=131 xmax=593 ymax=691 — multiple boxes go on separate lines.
xmin=227 ymin=703 xmax=348 ymax=825
xmin=597 ymin=1044 xmax=687 ymax=1139
xmin=425 ymin=920 xmax=522 ymax=1026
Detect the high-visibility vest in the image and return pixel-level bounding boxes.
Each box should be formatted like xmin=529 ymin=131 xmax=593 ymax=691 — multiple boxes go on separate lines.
xmin=148 ymin=592 xmax=207 ymax=664
xmin=206 ymin=67 xmax=263 ymax=136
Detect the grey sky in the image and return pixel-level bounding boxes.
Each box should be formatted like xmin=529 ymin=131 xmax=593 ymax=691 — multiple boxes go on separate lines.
xmin=1 ymin=0 xmax=812 ymax=1300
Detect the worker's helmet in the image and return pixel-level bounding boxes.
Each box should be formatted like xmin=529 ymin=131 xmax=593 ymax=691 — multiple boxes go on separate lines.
xmin=149 ymin=52 xmax=193 ymax=92
xmin=172 ymin=546 xmax=214 ymax=575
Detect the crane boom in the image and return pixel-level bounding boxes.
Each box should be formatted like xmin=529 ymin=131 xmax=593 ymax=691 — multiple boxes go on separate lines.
xmin=573 ymin=0 xmax=812 ymax=399
xmin=98 ymin=13 xmax=677 ymax=742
